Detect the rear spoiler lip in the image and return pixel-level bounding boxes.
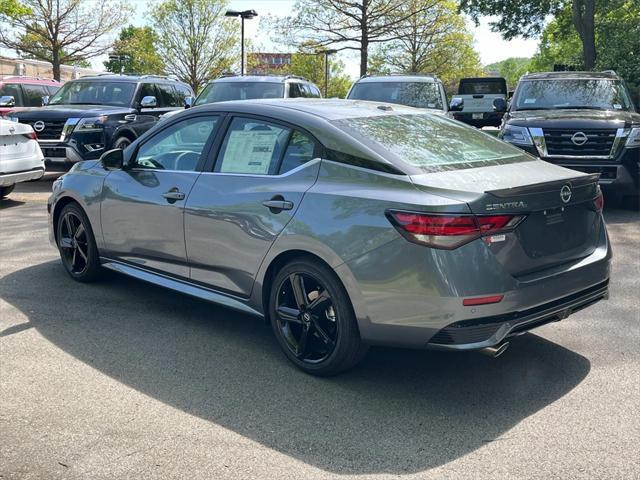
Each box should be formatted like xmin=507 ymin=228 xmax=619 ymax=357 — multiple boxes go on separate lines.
xmin=487 ymin=173 xmax=600 ymax=198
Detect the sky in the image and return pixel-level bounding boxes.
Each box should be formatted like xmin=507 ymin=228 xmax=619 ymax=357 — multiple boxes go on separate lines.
xmin=3 ymin=0 xmax=540 ymax=78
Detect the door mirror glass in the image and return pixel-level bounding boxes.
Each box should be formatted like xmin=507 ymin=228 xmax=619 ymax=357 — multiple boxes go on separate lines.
xmin=0 ymin=95 xmax=15 ymax=107
xmin=184 ymin=96 xmax=195 ymax=108
xmin=41 ymin=95 xmax=49 ymax=106
xmin=449 ymin=97 xmax=464 ymax=112
xmin=100 ymin=148 xmax=124 ymax=170
xmin=493 ymin=97 xmax=508 ymax=113
xmin=140 ymin=95 xmax=157 ymax=108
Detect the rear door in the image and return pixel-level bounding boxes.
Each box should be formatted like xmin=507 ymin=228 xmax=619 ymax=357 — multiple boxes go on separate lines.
xmin=185 ymin=115 xmax=321 ymax=296
xmin=101 ymin=114 xmax=221 ymax=277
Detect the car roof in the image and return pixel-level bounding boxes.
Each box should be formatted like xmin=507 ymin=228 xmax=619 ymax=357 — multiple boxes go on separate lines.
xmin=0 ymin=76 xmax=62 ymax=86
xmin=520 ymin=71 xmax=620 ymax=81
xmin=212 ymin=75 xmax=311 ymax=84
xmin=355 ymin=74 xmax=439 ymax=84
xmin=72 ymin=74 xmax=191 ymax=87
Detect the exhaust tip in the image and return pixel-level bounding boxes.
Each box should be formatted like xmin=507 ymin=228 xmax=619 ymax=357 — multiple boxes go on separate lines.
xmin=480 ymin=341 xmax=510 ymax=358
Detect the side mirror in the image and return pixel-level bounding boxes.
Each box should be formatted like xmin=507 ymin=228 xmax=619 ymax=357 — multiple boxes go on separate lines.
xmin=41 ymin=95 xmax=50 ymax=106
xmin=140 ymin=95 xmax=157 ymax=108
xmin=100 ymin=148 xmax=124 ymax=170
xmin=184 ymin=96 xmax=195 ymax=108
xmin=0 ymin=95 xmax=15 ymax=107
xmin=493 ymin=98 xmax=508 ymax=113
xmin=449 ymin=97 xmax=464 ymax=112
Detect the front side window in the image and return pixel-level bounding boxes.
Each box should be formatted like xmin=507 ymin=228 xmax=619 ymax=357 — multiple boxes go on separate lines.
xmin=175 ymin=84 xmax=192 ymax=104
xmin=48 ymin=81 xmax=136 ymax=106
xmin=334 ymin=113 xmax=526 ymax=172
xmin=21 ymin=84 xmax=49 ymax=106
xmin=348 ymin=81 xmax=443 ymax=110
xmin=513 ymin=79 xmax=633 ymax=111
xmin=0 ymin=83 xmax=22 ymax=104
xmin=216 ymin=117 xmax=292 ymax=175
xmin=156 ymin=84 xmax=180 ymax=107
xmin=288 ymin=83 xmax=302 ymax=98
xmin=194 ymin=82 xmax=284 ymax=105
xmin=133 ymin=116 xmax=219 ymax=171
xmin=137 ymin=83 xmax=157 ymax=103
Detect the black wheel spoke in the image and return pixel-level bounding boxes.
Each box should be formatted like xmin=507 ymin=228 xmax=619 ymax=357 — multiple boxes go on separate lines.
xmin=76 ymin=245 xmax=88 ymax=262
xmin=296 ymin=326 xmax=310 ymax=358
xmin=74 ymin=223 xmax=85 ymax=240
xmin=58 ymin=211 xmax=90 ymax=275
xmin=277 ymin=306 xmax=302 ymax=324
xmin=289 ymin=273 xmax=308 ymax=309
xmin=307 ymin=289 xmax=331 ymax=314
xmin=312 ymin=318 xmax=335 ymax=348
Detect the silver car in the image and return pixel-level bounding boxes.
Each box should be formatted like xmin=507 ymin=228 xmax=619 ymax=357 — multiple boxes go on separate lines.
xmin=48 ymin=99 xmax=611 ymax=376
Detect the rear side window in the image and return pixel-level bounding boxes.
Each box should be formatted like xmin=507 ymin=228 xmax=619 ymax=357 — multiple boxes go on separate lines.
xmin=22 ymin=84 xmax=49 ymax=107
xmin=334 ymin=113 xmax=525 ymax=172
xmin=458 ymin=79 xmax=507 ymax=95
xmin=288 ymin=83 xmax=303 ymax=98
xmin=0 ymin=83 xmax=22 ymax=105
xmin=217 ymin=117 xmax=291 ymax=175
xmin=301 ymin=84 xmax=321 ymax=98
xmin=279 ymin=131 xmax=316 ymax=173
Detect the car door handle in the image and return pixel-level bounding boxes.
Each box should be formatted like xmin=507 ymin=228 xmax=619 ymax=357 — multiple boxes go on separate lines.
xmin=162 ymin=189 xmax=185 ymax=202
xmin=262 ymin=196 xmax=294 ymax=213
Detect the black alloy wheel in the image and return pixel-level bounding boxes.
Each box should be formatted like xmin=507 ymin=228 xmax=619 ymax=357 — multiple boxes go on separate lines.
xmin=56 ymin=203 xmax=102 ymax=282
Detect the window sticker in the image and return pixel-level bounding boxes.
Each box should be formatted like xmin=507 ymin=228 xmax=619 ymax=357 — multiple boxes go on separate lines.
xmin=613 ymin=103 xmax=622 ymax=110
xmin=221 ymin=130 xmax=280 ymax=174
xmin=524 ymin=98 xmax=537 ymax=104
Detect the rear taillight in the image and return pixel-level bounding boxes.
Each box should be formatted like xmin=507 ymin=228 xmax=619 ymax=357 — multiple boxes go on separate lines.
xmin=22 ymin=131 xmax=37 ymax=140
xmin=386 ymin=210 xmax=525 ymax=249
xmin=594 ymin=189 xmax=604 ymax=213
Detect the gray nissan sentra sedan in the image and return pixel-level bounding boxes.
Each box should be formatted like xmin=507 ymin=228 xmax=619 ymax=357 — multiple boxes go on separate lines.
xmin=47 ymin=99 xmax=611 ymax=376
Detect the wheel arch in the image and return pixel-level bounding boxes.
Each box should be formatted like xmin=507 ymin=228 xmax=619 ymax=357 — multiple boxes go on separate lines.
xmin=111 ymin=127 xmax=137 ymax=147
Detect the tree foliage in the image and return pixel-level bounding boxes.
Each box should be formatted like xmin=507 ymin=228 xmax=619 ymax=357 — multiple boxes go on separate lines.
xmin=152 ymin=0 xmax=238 ymax=93
xmin=484 ymin=57 xmax=533 ymax=89
xmin=0 ymin=0 xmax=131 ymax=80
xmin=290 ymin=52 xmax=352 ymax=98
xmin=368 ymin=0 xmax=482 ymax=93
xmin=104 ymin=26 xmax=165 ymax=75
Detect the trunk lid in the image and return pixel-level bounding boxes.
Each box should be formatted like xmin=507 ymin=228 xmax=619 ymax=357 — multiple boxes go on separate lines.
xmin=410 ymin=160 xmax=602 ymax=277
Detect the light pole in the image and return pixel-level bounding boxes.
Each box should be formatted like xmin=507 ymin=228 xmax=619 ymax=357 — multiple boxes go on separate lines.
xmin=225 ymin=9 xmax=258 ymax=76
xmin=108 ymin=53 xmax=129 ymax=74
xmin=323 ymin=49 xmax=337 ymax=97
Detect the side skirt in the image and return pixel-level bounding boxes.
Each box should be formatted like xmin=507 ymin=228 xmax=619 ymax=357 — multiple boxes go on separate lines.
xmin=100 ymin=258 xmax=264 ymax=318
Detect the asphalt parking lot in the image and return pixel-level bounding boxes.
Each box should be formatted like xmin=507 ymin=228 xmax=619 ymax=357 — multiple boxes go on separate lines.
xmin=1 ymin=177 xmax=639 ymax=480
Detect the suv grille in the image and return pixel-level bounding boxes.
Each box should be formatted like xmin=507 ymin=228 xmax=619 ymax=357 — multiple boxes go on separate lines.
xmin=26 ymin=120 xmax=66 ymax=140
xmin=544 ymin=128 xmax=617 ymax=157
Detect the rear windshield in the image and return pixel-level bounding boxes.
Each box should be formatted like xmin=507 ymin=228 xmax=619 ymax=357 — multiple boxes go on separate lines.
xmin=195 ymin=82 xmax=284 ymax=105
xmin=458 ymin=79 xmax=507 ymax=95
xmin=513 ymin=79 xmax=633 ymax=111
xmin=333 ymin=113 xmax=525 ymax=172
xmin=348 ymin=82 xmax=443 ymax=110
xmin=48 ymin=81 xmax=136 ymax=106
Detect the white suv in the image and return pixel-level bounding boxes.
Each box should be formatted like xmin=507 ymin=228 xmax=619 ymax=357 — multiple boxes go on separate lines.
xmin=0 ymin=119 xmax=45 ymax=197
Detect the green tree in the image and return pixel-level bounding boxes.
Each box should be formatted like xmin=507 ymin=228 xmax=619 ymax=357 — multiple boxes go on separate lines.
xmin=152 ymin=0 xmax=239 ymax=93
xmin=0 ymin=0 xmax=131 ymax=80
xmin=289 ymin=52 xmax=352 ymax=98
xmin=459 ymin=0 xmax=598 ymax=70
xmin=485 ymin=57 xmax=533 ymax=89
xmin=104 ymin=26 xmax=165 ymax=75
xmin=368 ymin=0 xmax=483 ymax=93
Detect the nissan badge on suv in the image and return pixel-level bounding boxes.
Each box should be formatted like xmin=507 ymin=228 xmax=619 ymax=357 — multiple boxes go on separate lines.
xmin=8 ymin=75 xmax=194 ymax=170
xmin=499 ymin=71 xmax=639 ymax=204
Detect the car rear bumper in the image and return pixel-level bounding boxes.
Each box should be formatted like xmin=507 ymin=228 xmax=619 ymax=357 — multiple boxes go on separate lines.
xmin=0 ymin=167 xmax=45 ymax=186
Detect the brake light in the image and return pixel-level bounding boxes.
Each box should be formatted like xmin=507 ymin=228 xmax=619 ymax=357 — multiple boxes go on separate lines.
xmin=386 ymin=210 xmax=525 ymax=249
xmin=463 ymin=295 xmax=504 ymax=306
xmin=22 ymin=131 xmax=37 ymax=140
xmin=594 ymin=189 xmax=604 ymax=213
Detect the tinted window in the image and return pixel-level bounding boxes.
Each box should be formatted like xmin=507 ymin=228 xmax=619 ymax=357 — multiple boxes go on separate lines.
xmin=175 ymin=84 xmax=192 ymax=104
xmin=46 ymin=85 xmax=61 ymax=96
xmin=156 ymin=84 xmax=180 ymax=107
xmin=513 ymin=79 xmax=633 ymax=111
xmin=134 ymin=116 xmax=219 ymax=171
xmin=288 ymin=83 xmax=303 ymax=98
xmin=279 ymin=131 xmax=316 ymax=174
xmin=137 ymin=83 xmax=157 ymax=103
xmin=333 ymin=114 xmax=525 ymax=172
xmin=194 ymin=82 xmax=284 ymax=105
xmin=458 ymin=79 xmax=507 ymax=95
xmin=0 ymin=83 xmax=22 ymax=105
xmin=307 ymin=84 xmax=322 ymax=98
xmin=22 ymin=84 xmax=49 ymax=107
xmin=48 ymin=81 xmax=136 ymax=106
xmin=348 ymin=82 xmax=443 ymax=110
xmin=301 ymin=84 xmax=321 ymax=98
xmin=217 ymin=117 xmax=290 ymax=175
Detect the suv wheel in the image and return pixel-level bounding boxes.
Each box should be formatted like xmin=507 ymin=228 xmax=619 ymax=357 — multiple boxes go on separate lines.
xmin=113 ymin=136 xmax=132 ymax=150
xmin=269 ymin=259 xmax=368 ymax=376
xmin=56 ymin=203 xmax=102 ymax=282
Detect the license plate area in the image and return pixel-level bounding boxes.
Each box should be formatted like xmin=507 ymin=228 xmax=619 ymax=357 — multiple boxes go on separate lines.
xmin=472 ymin=113 xmax=484 ymax=120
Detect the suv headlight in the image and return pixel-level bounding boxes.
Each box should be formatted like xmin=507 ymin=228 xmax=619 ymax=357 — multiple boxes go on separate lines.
xmin=625 ymin=127 xmax=640 ymax=148
xmin=75 ymin=116 xmax=107 ymax=132
xmin=500 ymin=124 xmax=533 ymax=146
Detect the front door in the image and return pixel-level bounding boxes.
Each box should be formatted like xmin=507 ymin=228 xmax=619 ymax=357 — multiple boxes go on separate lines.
xmin=101 ymin=114 xmax=220 ymax=277
xmin=185 ymin=115 xmax=321 ymax=296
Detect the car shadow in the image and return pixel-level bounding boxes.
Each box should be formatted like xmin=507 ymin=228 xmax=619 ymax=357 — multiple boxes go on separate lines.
xmin=0 ymin=198 xmax=26 ymax=209
xmin=1 ymin=261 xmax=591 ymax=475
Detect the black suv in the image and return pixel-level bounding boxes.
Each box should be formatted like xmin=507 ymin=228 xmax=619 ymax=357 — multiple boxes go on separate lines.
xmin=499 ymin=71 xmax=639 ymax=203
xmin=8 ymin=74 xmax=194 ymax=170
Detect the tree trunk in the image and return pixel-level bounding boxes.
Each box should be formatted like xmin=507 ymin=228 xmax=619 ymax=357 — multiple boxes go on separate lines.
xmin=52 ymin=48 xmax=61 ymax=81
xmin=572 ymin=0 xmax=597 ymax=70
xmin=361 ymin=39 xmax=368 ymax=77
xmin=360 ymin=0 xmax=368 ymax=77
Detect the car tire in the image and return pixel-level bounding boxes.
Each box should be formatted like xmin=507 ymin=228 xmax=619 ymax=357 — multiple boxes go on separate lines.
xmin=56 ymin=202 xmax=102 ymax=282
xmin=269 ymin=259 xmax=368 ymax=376
xmin=113 ymin=136 xmax=132 ymax=150
xmin=0 ymin=184 xmax=15 ymax=198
